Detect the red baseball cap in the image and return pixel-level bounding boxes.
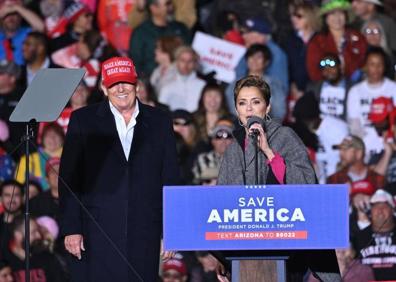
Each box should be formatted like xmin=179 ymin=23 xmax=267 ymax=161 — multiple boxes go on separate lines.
xmin=368 ymin=96 xmax=394 ymax=123
xmin=101 ymin=57 xmax=138 ymax=88
xmin=350 ymin=179 xmax=376 ymax=196
xmin=162 ymin=258 xmax=187 ymax=275
xmin=223 ymin=30 xmax=245 ymax=46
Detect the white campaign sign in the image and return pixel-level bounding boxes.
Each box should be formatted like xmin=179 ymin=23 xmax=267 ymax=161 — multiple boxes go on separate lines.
xmin=192 ymin=31 xmax=246 ymax=83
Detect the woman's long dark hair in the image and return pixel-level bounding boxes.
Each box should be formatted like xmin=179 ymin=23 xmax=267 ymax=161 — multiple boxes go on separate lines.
xmin=194 ymin=83 xmax=230 ymax=141
xmin=320 ymin=10 xmax=349 ymax=34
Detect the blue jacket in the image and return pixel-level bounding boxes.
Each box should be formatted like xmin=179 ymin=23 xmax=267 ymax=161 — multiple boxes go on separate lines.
xmin=284 ymin=31 xmax=311 ymax=91
xmin=0 ymin=26 xmax=31 ymax=65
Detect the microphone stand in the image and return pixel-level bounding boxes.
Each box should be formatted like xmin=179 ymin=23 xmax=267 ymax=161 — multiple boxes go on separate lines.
xmin=8 ymin=68 xmax=85 ymax=282
xmin=23 ymin=120 xmax=35 ymax=282
xmin=246 ymin=116 xmax=263 ymax=185
xmin=252 ymin=133 xmax=259 ymax=185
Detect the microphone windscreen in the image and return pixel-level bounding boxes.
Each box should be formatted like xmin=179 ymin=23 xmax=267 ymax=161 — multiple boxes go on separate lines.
xmin=247 ymin=116 xmax=263 ymax=129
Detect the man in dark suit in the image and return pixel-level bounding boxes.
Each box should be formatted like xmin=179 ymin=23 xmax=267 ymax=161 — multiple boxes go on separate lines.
xmin=59 ymin=56 xmax=180 ymax=281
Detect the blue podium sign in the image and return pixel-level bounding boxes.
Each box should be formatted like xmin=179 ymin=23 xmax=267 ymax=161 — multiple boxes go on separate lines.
xmin=163 ymin=184 xmax=349 ymax=251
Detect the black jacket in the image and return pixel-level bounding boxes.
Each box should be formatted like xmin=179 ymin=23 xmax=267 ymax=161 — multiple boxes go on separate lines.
xmin=59 ymin=100 xmax=180 ymax=281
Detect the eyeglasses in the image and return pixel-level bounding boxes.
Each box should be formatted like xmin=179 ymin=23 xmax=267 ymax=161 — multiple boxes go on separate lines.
xmin=213 ymin=131 xmax=233 ymax=139
xmin=319 ymin=58 xmax=338 ymax=68
xmin=364 ymin=28 xmax=380 ymax=35
xmin=173 ymin=120 xmax=191 ymax=126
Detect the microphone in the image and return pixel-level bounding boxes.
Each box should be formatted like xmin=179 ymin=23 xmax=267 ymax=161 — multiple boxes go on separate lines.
xmin=246 ymin=116 xmax=263 ymax=137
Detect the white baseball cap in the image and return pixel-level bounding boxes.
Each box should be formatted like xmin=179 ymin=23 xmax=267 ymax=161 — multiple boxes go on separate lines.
xmin=370 ymin=189 xmax=395 ymax=208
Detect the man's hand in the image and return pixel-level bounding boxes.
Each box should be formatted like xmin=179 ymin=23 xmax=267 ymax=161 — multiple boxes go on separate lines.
xmin=160 ymin=239 xmax=175 ymax=261
xmin=65 ymin=234 xmax=85 ymax=260
xmin=0 ymin=3 xmax=17 ymax=19
xmin=352 ymin=193 xmax=371 ymax=212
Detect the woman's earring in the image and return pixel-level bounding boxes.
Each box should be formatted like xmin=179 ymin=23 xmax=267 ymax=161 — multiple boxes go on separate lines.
xmin=237 ymin=117 xmax=244 ymax=127
xmin=264 ymin=114 xmax=272 ymax=122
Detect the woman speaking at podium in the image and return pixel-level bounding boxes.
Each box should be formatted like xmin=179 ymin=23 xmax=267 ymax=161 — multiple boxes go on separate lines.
xmin=217 ymin=75 xmax=316 ymax=185
xmin=216 ymin=75 xmax=341 ymax=281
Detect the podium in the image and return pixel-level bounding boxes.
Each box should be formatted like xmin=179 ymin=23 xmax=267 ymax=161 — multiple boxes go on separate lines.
xmin=228 ymin=255 xmax=287 ymax=282
xmin=163 ymin=184 xmax=349 ymax=281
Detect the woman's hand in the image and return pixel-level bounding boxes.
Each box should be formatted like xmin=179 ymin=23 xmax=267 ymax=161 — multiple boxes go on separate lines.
xmin=215 ymin=260 xmax=231 ymax=282
xmin=249 ymin=123 xmax=275 ymax=161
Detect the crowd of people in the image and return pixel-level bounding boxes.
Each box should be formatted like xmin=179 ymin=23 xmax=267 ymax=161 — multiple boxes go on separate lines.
xmin=0 ymin=0 xmax=396 ymax=281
